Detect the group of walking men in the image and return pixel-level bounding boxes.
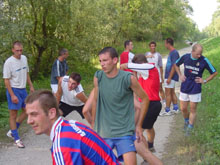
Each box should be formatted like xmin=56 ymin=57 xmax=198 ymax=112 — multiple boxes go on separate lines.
xmin=3 ymin=38 xmax=217 ymax=164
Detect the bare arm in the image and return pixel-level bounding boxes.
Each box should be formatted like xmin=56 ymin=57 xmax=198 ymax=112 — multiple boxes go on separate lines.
xmin=4 ymin=79 xmax=19 ymax=104
xmin=27 ymin=72 xmax=34 ymax=92
xmin=76 ymin=92 xmax=88 ymax=103
xmin=195 ymin=72 xmax=218 ymax=84
xmin=83 ymin=89 xmax=94 ymax=125
xmin=130 ymin=75 xmax=149 ymax=142
xmin=166 ymin=65 xmax=176 ymax=84
xmin=174 ymin=64 xmax=186 ymax=82
xmin=55 ymin=77 xmax=63 ymax=103
xmin=160 ymin=67 xmax=164 ymax=83
xmin=91 ymin=77 xmax=98 ymax=128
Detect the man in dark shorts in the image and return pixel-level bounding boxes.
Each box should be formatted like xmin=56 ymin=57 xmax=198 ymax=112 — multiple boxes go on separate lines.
xmin=121 ymin=54 xmax=162 ymax=152
xmin=55 ymin=72 xmax=87 ymax=118
xmin=26 ymin=90 xmax=119 ymax=164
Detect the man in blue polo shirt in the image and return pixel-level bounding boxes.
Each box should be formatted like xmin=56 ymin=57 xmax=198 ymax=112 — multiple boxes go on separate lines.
xmin=175 ymin=44 xmax=217 ymax=135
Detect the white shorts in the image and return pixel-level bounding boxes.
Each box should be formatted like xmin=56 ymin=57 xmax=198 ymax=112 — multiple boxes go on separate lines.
xmin=179 ymin=92 xmax=201 ymax=102
xmin=51 ymin=84 xmax=58 ymax=93
xmin=164 ymin=79 xmax=176 ymax=88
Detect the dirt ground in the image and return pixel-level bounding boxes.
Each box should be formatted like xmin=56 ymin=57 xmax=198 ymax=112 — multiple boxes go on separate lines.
xmin=0 ymin=46 xmax=192 ymax=165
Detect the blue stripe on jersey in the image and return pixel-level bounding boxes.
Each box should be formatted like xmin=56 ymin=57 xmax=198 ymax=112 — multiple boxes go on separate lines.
xmin=204 ymin=58 xmax=216 ymax=73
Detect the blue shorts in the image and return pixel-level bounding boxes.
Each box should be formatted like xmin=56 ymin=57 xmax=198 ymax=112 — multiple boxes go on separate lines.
xmin=104 ymin=135 xmax=136 ymax=162
xmin=6 ymin=88 xmax=28 ymax=110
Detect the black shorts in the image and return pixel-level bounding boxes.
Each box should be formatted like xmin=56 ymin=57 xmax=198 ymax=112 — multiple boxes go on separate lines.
xmin=142 ymin=101 xmax=162 ymax=129
xmin=59 ymin=101 xmax=85 ymax=118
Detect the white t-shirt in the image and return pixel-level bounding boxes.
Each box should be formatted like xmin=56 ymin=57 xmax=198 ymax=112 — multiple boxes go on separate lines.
xmin=3 ymin=55 xmax=29 ymax=88
xmin=128 ymin=52 xmax=135 ymax=63
xmin=145 ymin=52 xmax=163 ymax=82
xmin=61 ymin=76 xmax=84 ymax=106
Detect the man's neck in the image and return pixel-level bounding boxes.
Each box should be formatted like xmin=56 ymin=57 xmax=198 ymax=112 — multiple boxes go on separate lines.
xmin=58 ymin=56 xmax=64 ymax=62
xmin=150 ymin=50 xmax=156 ymax=54
xmin=124 ymin=48 xmax=130 ymax=52
xmin=169 ymin=46 xmax=175 ymax=52
xmin=105 ymin=67 xmax=119 ymax=78
xmin=13 ymin=55 xmax=21 ymax=60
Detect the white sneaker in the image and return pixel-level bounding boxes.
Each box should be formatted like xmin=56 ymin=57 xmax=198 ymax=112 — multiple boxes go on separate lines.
xmin=14 ymin=139 xmax=25 ymax=148
xmin=6 ymin=130 xmax=14 ymax=139
xmin=159 ymin=111 xmax=173 ymax=116
xmin=171 ymin=109 xmax=180 ymax=114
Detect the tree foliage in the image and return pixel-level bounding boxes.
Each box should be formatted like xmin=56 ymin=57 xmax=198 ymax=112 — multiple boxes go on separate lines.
xmin=0 ymin=0 xmax=201 ymax=79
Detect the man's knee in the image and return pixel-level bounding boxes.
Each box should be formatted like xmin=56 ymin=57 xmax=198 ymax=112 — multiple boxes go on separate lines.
xmin=9 ymin=110 xmax=18 ymax=119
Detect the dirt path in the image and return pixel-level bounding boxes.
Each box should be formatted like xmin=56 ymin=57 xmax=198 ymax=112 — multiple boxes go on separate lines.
xmin=0 ymin=46 xmax=192 ymax=165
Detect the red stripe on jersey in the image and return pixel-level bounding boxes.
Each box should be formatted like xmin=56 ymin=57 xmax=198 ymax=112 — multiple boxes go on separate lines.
xmin=60 ymin=132 xmax=115 ymax=164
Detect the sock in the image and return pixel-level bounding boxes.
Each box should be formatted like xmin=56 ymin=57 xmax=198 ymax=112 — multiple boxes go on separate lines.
xmin=11 ymin=129 xmax=20 ymax=141
xmin=165 ymin=107 xmax=170 ymax=112
xmin=188 ymin=124 xmax=194 ymax=129
xmin=148 ymin=141 xmax=154 ymax=148
xmin=16 ymin=122 xmax=20 ymax=129
xmin=173 ymin=104 xmax=179 ymax=110
xmin=184 ymin=118 xmax=189 ymax=124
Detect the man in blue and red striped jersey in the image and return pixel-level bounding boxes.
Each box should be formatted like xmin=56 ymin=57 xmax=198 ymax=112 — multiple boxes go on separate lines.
xmin=25 ymin=90 xmax=119 ymax=165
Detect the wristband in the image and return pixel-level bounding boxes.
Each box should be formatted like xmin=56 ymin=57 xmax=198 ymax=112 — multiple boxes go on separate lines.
xmin=203 ymin=80 xmax=207 ymax=84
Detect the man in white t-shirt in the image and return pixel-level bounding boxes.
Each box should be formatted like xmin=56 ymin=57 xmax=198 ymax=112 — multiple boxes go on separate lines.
xmin=55 ymin=72 xmax=87 ymax=118
xmin=3 ymin=41 xmax=34 ymax=148
xmin=145 ymin=41 xmax=166 ymax=104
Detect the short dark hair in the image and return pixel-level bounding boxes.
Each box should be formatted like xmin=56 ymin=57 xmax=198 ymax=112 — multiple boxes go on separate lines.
xmin=132 ymin=54 xmax=148 ymax=64
xmin=149 ymin=41 xmax=156 ymax=47
xmin=12 ymin=41 xmax=22 ymax=48
xmin=59 ymin=48 xmax=68 ymax=56
xmin=165 ymin=38 xmax=174 ymax=46
xmin=69 ymin=72 xmax=81 ymax=83
xmin=124 ymin=40 xmax=132 ymax=48
xmin=98 ymin=47 xmax=118 ymax=59
xmin=25 ymin=90 xmax=60 ymax=117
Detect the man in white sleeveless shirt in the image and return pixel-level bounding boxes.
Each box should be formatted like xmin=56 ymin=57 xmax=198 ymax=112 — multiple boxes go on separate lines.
xmin=55 ymin=72 xmax=88 ymax=118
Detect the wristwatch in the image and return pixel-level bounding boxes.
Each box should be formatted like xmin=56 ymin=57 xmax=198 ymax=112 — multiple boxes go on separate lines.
xmin=203 ymin=80 xmax=207 ymax=84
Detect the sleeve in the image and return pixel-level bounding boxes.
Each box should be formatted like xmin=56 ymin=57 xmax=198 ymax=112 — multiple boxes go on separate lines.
xmin=171 ymin=51 xmax=180 ymax=66
xmin=175 ymin=55 xmax=185 ymax=66
xmin=128 ymin=52 xmax=134 ymax=63
xmin=204 ymin=57 xmax=217 ymax=74
xmin=158 ymin=53 xmax=163 ymax=67
xmin=120 ymin=52 xmax=126 ymax=65
xmin=3 ymin=60 xmax=11 ymax=79
xmin=74 ymin=84 xmax=84 ymax=96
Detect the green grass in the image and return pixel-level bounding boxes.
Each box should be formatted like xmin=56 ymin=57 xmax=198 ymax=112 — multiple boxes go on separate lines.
xmin=162 ymin=37 xmax=220 ymax=164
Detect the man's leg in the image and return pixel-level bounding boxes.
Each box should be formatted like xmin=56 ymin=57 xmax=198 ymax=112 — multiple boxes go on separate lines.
xmin=180 ymin=100 xmax=190 ymax=130
xmin=171 ymin=88 xmax=179 ymax=112
xmin=146 ymin=128 xmax=155 ymax=146
xmin=9 ymin=110 xmax=18 ymax=131
xmin=16 ymin=108 xmax=27 ymax=125
xmin=159 ymin=83 xmax=166 ymax=103
xmin=189 ymin=102 xmax=198 ymax=127
xmin=122 ymin=152 xmax=137 ymax=165
xmin=135 ymin=137 xmax=163 ymax=165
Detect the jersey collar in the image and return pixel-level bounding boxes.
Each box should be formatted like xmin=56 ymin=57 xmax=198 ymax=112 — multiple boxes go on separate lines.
xmin=190 ymin=54 xmax=198 ymax=60
xmin=50 ymin=117 xmax=63 ymax=141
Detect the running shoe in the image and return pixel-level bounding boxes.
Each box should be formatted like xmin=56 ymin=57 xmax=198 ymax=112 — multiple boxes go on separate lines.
xmin=6 ymin=130 xmax=14 ymax=139
xmin=159 ymin=110 xmax=173 ymax=116
xmin=14 ymin=139 xmax=25 ymax=148
xmin=141 ymin=160 xmax=149 ymax=165
xmin=185 ymin=127 xmax=193 ymax=137
xmin=171 ymin=109 xmax=180 ymax=114
xmin=184 ymin=122 xmax=189 ymax=131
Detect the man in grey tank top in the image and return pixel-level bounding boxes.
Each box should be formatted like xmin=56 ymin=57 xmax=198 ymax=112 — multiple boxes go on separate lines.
xmin=83 ymin=47 xmax=162 ymax=165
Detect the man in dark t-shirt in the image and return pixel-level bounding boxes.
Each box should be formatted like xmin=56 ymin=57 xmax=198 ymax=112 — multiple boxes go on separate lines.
xmin=175 ymin=44 xmax=217 ymax=135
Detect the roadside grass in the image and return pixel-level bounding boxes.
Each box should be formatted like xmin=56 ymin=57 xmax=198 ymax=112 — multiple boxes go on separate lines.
xmin=162 ymin=37 xmax=220 ymax=164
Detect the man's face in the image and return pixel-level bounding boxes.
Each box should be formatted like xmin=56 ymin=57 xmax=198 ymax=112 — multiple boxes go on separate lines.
xmin=164 ymin=40 xmax=169 ymax=49
xmin=12 ymin=45 xmax=23 ymax=59
xmin=99 ymin=52 xmax=117 ymax=74
xmin=68 ymin=78 xmax=78 ymax=91
xmin=26 ymin=101 xmax=52 ymax=136
xmin=149 ymin=44 xmax=156 ymax=52
xmin=63 ymin=52 xmax=69 ymax=59
xmin=128 ymin=42 xmax=134 ymax=51
xmin=192 ymin=48 xmax=202 ymax=59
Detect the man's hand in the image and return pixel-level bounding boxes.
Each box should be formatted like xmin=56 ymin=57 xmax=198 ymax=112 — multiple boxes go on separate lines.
xmin=147 ymin=54 xmax=154 ymax=58
xmin=166 ymin=78 xmax=171 ymax=84
xmin=11 ymin=95 xmax=19 ymax=104
xmin=30 ymin=86 xmax=35 ymax=93
xmin=195 ymin=77 xmax=203 ymax=84
xmin=120 ymin=63 xmax=128 ymax=70
xmin=161 ymin=77 xmax=164 ymax=83
xmin=180 ymin=75 xmax=186 ymax=82
xmin=135 ymin=126 xmax=143 ymax=143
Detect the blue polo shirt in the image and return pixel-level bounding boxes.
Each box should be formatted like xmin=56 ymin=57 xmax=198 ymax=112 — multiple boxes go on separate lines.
xmin=165 ymin=49 xmax=179 ymax=81
xmin=176 ymin=53 xmax=216 ymax=94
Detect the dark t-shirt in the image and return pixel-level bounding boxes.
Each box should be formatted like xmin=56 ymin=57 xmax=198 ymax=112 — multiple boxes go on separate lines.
xmin=165 ymin=49 xmax=179 ymax=81
xmin=176 ymin=53 xmax=216 ymax=94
